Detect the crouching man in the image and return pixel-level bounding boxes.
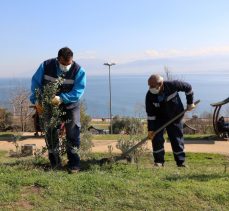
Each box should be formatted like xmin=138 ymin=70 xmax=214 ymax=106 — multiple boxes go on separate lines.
xmin=30 ymin=47 xmax=86 ymax=173
xmin=145 ymin=74 xmax=195 ymax=167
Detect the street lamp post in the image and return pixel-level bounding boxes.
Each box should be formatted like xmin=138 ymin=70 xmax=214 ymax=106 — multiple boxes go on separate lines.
xmin=104 ymin=62 xmax=116 ymax=134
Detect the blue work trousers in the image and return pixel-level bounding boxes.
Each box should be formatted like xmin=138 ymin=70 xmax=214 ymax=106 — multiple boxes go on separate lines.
xmin=152 ymin=120 xmax=185 ymax=165
xmin=47 ymin=105 xmax=81 ymax=168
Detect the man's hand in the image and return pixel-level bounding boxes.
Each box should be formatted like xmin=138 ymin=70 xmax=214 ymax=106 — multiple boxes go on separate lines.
xmin=35 ymin=103 xmax=43 ymax=115
xmin=187 ymin=103 xmax=195 ymax=111
xmin=148 ymin=131 xmax=155 ymax=140
xmin=51 ymin=96 xmax=62 ymax=106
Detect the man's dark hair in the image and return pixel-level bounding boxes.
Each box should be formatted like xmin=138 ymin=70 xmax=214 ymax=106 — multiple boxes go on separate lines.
xmin=58 ymin=47 xmax=73 ymax=61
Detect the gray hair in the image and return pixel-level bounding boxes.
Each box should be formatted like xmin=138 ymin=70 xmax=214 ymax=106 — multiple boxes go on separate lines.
xmin=148 ymin=74 xmax=164 ymax=84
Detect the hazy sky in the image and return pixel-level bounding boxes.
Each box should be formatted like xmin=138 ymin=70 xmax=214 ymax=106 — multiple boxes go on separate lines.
xmin=1 ymin=0 xmax=229 ymax=77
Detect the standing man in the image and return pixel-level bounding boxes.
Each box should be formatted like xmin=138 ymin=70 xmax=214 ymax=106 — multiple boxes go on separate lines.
xmin=145 ymin=74 xmax=195 ymax=167
xmin=30 ymin=47 xmax=86 ymax=172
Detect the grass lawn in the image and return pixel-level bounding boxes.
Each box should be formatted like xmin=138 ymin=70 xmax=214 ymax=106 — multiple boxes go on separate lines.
xmin=91 ymin=121 xmax=110 ymax=125
xmin=0 ymin=132 xmax=217 ymax=141
xmin=92 ymin=133 xmax=217 ymax=141
xmin=91 ymin=124 xmax=109 ymax=130
xmin=0 ymin=151 xmax=229 ymax=210
xmin=93 ymin=134 xmax=129 ymax=140
xmin=184 ymin=134 xmax=217 ymax=140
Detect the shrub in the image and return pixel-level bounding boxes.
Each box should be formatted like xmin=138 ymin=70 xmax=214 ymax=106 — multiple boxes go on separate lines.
xmin=0 ymin=107 xmax=12 ymax=132
xmin=111 ymin=116 xmax=144 ymax=134
xmin=184 ymin=115 xmax=214 ymax=134
xmin=124 ymin=117 xmax=144 ymax=134
xmin=80 ymin=101 xmax=92 ymax=132
xmin=111 ymin=116 xmax=126 ymax=134
xmin=78 ymin=131 xmax=94 ymax=159
xmin=116 ymin=134 xmax=148 ymax=164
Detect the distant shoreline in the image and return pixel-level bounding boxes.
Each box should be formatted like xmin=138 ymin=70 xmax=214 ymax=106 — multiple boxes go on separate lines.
xmin=1 ymin=71 xmax=229 ymax=79
xmin=0 ymin=74 xmax=228 ymax=117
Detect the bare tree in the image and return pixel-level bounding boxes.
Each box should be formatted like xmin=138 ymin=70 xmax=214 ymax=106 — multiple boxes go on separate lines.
xmin=163 ymin=65 xmax=184 ymax=81
xmin=10 ymin=87 xmax=33 ymax=132
xmin=164 ymin=65 xmax=173 ymax=81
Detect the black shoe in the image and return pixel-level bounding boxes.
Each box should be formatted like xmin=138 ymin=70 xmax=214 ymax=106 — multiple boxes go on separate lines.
xmin=177 ymin=163 xmax=186 ymax=167
xmin=68 ymin=166 xmax=80 ymax=174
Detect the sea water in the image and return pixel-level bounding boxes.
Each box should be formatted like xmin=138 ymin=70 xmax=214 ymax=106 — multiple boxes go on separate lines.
xmin=0 ymin=73 xmax=228 ymax=117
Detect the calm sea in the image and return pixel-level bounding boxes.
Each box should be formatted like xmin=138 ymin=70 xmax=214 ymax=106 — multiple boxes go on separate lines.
xmin=0 ymin=73 xmax=228 ymax=117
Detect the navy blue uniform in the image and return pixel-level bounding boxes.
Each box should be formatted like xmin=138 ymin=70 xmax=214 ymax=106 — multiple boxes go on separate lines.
xmin=145 ymin=80 xmax=194 ymax=165
xmin=30 ymin=58 xmax=86 ymax=168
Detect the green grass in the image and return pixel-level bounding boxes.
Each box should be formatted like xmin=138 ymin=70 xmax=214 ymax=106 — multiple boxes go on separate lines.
xmin=91 ymin=121 xmax=110 ymax=130
xmin=0 ymin=132 xmax=15 ymax=141
xmin=91 ymin=124 xmax=109 ymax=130
xmin=92 ymin=134 xmax=130 ymax=140
xmin=91 ymin=121 xmax=110 ymax=125
xmin=184 ymin=133 xmax=217 ymax=140
xmin=0 ymin=132 xmax=24 ymax=141
xmin=0 ymin=151 xmax=229 ymax=210
xmin=92 ymin=133 xmax=217 ymax=141
xmin=0 ymin=131 xmax=216 ymax=141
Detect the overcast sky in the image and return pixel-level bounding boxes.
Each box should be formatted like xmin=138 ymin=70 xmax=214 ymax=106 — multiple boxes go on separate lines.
xmin=1 ymin=0 xmax=229 ymax=77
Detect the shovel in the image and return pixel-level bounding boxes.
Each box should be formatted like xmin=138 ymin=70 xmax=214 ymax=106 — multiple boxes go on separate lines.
xmin=99 ymin=100 xmax=200 ymax=165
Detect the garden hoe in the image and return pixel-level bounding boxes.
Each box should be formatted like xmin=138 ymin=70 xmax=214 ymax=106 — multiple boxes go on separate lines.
xmin=99 ymin=100 xmax=200 ymax=165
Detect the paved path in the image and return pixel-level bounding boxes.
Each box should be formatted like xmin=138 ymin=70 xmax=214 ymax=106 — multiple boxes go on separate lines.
xmin=0 ymin=133 xmax=229 ymax=155
xmin=91 ymin=139 xmax=229 ymax=155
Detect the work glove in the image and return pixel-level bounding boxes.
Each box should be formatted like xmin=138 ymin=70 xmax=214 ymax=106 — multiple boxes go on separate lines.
xmin=35 ymin=103 xmax=43 ymax=115
xmin=187 ymin=103 xmax=195 ymax=111
xmin=148 ymin=131 xmax=155 ymax=140
xmin=51 ymin=96 xmax=62 ymax=106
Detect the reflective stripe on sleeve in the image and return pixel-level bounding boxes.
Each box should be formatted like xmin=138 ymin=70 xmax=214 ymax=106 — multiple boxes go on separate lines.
xmin=167 ymin=92 xmax=178 ymax=101
xmin=153 ymin=103 xmax=160 ymax=107
xmin=185 ymin=90 xmax=193 ymax=95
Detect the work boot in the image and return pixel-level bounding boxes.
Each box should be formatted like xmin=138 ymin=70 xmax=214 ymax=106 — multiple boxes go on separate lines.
xmin=68 ymin=166 xmax=80 ymax=174
xmin=177 ymin=163 xmax=186 ymax=168
xmin=154 ymin=162 xmax=164 ymax=167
